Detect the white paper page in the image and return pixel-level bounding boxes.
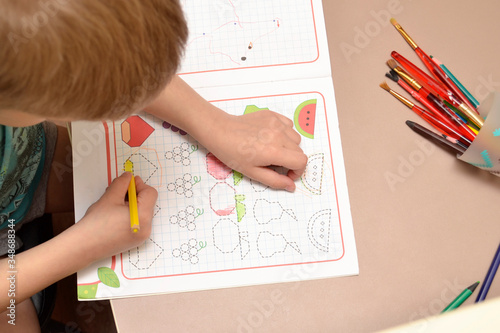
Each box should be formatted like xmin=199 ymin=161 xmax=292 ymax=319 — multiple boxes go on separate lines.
xmin=179 ymin=0 xmax=332 ymax=88
xmin=73 ymin=77 xmax=358 ymax=300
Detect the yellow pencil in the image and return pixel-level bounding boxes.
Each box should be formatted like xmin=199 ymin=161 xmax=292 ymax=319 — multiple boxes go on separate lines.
xmin=124 ymin=160 xmax=140 ymax=233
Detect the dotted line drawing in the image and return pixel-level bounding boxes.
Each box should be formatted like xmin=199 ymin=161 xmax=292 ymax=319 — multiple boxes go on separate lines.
xmin=212 ymin=218 xmax=250 ymax=260
xmin=206 ymin=152 xmax=232 ymax=180
xmin=250 ymin=179 xmax=269 ymax=192
xmin=256 ymin=231 xmax=300 ymax=258
xmin=165 ymin=142 xmax=195 ymax=166
xmin=307 ymin=209 xmax=332 ymax=253
xmin=153 ymin=204 xmax=161 ymax=218
xmin=235 ymin=194 xmax=246 ymax=222
xmin=128 ymin=238 xmax=165 ymax=270
xmin=233 ymin=170 xmax=243 ymax=186
xmin=172 ymin=238 xmax=203 ymax=265
xmin=209 ymin=182 xmax=236 ymax=216
xmin=300 ymin=153 xmax=324 ymax=195
xmin=167 ymin=173 xmax=201 ymax=198
xmin=123 ymin=152 xmax=159 ymax=184
xmin=252 ymin=198 xmax=297 ymax=225
xmin=169 ymin=205 xmax=204 ymax=231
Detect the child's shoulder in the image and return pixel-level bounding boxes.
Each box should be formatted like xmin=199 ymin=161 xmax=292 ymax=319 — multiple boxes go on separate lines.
xmin=1 ymin=124 xmax=44 ymax=160
xmin=0 ymin=123 xmax=45 ymax=229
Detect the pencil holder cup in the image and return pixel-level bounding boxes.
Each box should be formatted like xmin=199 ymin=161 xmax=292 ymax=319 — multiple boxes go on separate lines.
xmin=458 ymin=91 xmax=500 ymax=175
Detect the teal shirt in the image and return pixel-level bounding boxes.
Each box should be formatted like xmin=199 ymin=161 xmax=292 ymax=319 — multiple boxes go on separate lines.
xmin=0 ymin=124 xmax=45 ymax=229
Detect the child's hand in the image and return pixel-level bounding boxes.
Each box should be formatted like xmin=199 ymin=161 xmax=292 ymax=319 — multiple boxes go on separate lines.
xmin=204 ymin=110 xmax=308 ymax=192
xmin=144 ymin=75 xmax=307 ymax=191
xmin=75 ymin=172 xmax=158 ymax=262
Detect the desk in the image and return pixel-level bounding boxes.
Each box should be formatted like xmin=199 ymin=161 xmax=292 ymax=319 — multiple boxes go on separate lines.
xmin=111 ymin=0 xmax=500 ymax=331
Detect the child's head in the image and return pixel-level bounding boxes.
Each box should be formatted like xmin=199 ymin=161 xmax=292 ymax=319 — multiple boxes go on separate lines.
xmin=0 ymin=0 xmax=188 ymax=125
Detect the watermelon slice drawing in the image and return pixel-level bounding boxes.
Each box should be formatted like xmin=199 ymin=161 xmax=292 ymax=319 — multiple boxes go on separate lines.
xmin=294 ymin=99 xmax=317 ymax=139
xmin=300 ymin=153 xmax=324 ymax=195
xmin=307 ymin=209 xmax=331 ymax=253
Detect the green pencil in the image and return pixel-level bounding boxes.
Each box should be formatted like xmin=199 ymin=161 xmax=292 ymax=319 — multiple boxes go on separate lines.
xmin=431 ymin=56 xmax=480 ymax=108
xmin=441 ymin=281 xmax=480 ymax=313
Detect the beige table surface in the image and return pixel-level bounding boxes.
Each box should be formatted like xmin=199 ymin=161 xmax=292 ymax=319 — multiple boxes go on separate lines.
xmin=111 ymin=0 xmax=500 ymax=331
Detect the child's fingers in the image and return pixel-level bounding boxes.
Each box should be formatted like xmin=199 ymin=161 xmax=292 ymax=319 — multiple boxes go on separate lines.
xmin=104 ymin=172 xmax=132 ymax=201
xmin=267 ymin=148 xmax=308 ymax=176
xmin=135 ymin=176 xmax=158 ymax=208
xmin=246 ymin=167 xmax=296 ymax=192
xmin=274 ymin=112 xmax=294 ymax=128
xmin=287 ymin=168 xmax=303 ymax=181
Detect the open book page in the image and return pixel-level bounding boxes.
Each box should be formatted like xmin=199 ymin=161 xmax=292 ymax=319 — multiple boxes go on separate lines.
xmin=73 ymin=0 xmax=358 ymax=300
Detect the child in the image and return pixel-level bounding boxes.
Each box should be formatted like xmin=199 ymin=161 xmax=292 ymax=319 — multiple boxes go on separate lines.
xmin=0 ymin=1 xmax=306 ymax=331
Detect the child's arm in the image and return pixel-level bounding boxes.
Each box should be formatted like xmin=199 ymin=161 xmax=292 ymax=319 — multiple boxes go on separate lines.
xmin=144 ymin=75 xmax=307 ymax=192
xmin=0 ymin=172 xmax=157 ymax=309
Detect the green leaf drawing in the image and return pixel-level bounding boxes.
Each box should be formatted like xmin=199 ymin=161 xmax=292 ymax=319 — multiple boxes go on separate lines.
xmin=236 ymin=201 xmax=246 ymax=222
xmin=233 ymin=170 xmax=243 ymax=186
xmin=97 ymin=267 xmax=120 ymax=288
xmin=243 ymin=105 xmax=269 ymax=115
xmin=78 ymin=284 xmax=98 ymax=299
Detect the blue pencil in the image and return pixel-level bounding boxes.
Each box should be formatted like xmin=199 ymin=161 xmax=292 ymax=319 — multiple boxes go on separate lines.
xmin=475 ymin=243 xmax=500 ymax=302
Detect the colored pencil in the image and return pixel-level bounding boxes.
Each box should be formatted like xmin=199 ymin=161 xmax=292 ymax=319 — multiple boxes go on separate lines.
xmin=124 ymin=160 xmax=140 ymax=233
xmin=442 ymin=282 xmax=480 ymax=313
xmin=476 ymin=243 xmax=500 ymax=303
xmin=431 ymin=56 xmax=480 ymax=108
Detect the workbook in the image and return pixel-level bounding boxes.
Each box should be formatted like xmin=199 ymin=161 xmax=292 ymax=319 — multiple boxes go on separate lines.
xmin=73 ymin=0 xmax=358 ymax=300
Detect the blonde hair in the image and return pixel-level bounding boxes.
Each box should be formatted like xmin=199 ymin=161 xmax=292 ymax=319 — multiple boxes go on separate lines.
xmin=0 ymin=0 xmax=188 ymax=120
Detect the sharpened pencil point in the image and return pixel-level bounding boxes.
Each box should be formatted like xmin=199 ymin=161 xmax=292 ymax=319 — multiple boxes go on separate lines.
xmin=469 ymin=281 xmax=480 ymax=293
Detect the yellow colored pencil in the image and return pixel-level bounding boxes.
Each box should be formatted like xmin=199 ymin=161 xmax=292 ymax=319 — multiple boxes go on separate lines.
xmin=124 ymin=160 xmax=140 ymax=233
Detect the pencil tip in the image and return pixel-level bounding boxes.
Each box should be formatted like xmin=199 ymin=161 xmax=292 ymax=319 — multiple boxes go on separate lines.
xmin=469 ymin=281 xmax=480 ymax=292
xmin=430 ymin=56 xmax=442 ymax=66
